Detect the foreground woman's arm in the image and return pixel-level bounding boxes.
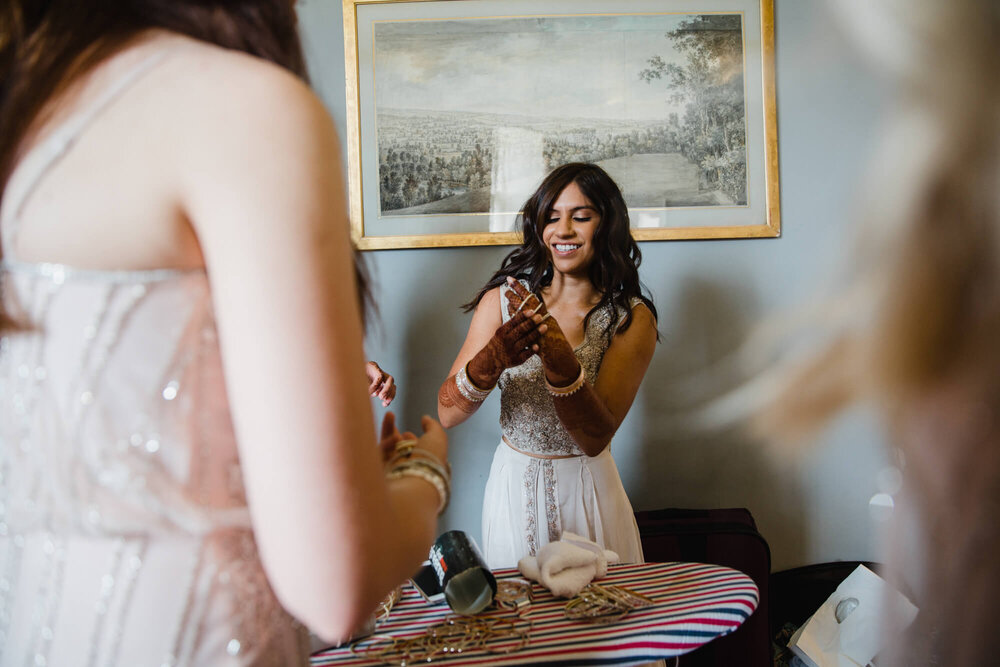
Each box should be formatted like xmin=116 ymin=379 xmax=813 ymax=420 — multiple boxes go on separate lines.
xmin=173 ymin=46 xmax=445 ymax=641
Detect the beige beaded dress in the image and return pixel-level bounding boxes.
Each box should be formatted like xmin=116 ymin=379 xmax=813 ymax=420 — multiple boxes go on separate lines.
xmin=480 ymin=281 xmax=644 ymax=570
xmin=0 ymin=54 xmax=309 ymax=666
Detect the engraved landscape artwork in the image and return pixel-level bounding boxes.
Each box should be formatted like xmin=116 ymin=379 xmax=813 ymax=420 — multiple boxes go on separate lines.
xmin=373 ymin=13 xmax=747 ymax=220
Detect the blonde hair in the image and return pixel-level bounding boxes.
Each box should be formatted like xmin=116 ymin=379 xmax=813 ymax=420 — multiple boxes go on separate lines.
xmin=759 ymin=0 xmax=1000 ymax=436
xmin=758 ymin=1 xmax=1000 ymax=663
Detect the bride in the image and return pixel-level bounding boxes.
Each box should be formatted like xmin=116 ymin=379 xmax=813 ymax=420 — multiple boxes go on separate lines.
xmin=437 ymin=162 xmax=657 ymax=569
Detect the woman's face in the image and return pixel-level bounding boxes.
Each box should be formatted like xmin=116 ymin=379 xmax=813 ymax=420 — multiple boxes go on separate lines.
xmin=540 ymin=181 xmax=600 ymax=277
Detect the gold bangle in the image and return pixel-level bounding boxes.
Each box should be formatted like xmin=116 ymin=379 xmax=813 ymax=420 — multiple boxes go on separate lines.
xmin=386 ymin=446 xmax=451 ymax=476
xmin=387 ymin=461 xmax=450 ymax=515
xmin=393 ymin=439 xmax=416 ymax=456
xmin=545 ymin=365 xmax=585 ymax=396
xmin=390 ymin=458 xmax=451 ymax=488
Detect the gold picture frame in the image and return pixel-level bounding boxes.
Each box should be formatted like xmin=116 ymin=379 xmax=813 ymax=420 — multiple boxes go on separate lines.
xmin=344 ymin=0 xmax=779 ymax=250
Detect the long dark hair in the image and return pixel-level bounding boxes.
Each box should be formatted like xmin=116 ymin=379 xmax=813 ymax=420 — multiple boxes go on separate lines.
xmin=0 ymin=0 xmax=372 ymax=329
xmin=465 ymin=162 xmax=657 ymax=342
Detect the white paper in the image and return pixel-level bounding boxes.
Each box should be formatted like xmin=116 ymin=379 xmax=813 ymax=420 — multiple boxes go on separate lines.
xmin=788 ymin=565 xmax=918 ymax=667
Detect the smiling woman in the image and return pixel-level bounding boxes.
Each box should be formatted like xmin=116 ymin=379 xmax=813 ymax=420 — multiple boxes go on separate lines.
xmin=436 ymin=162 xmax=659 ymax=569
xmin=543 ymin=182 xmax=599 ymax=276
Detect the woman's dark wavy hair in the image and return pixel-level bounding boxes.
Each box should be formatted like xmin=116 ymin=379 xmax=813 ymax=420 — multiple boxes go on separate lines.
xmin=464 ymin=162 xmax=657 ymax=343
xmin=0 ymin=0 xmax=372 ymax=330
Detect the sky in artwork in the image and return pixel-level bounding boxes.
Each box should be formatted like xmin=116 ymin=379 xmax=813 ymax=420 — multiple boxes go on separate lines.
xmin=372 ymin=14 xmax=737 ymax=121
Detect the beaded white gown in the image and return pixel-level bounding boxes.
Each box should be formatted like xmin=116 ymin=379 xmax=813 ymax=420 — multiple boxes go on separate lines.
xmin=0 ymin=56 xmax=309 ymax=666
xmin=480 ymin=282 xmax=645 ymax=570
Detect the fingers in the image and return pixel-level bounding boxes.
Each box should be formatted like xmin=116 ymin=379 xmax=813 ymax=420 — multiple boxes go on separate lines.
xmin=365 ymin=361 xmax=381 ymax=390
xmin=378 ymin=375 xmax=396 ymax=406
xmin=380 ymin=411 xmax=397 ymax=440
xmin=378 ymin=412 xmax=400 ymax=463
xmin=505 ymin=288 xmax=521 ymax=317
xmin=504 ymin=277 xmax=541 ymax=316
xmin=417 ymin=416 xmax=448 ymax=458
xmin=421 ymin=415 xmax=442 ymax=434
xmin=505 ymin=276 xmax=531 ymax=300
xmin=512 ymin=311 xmax=545 ymax=344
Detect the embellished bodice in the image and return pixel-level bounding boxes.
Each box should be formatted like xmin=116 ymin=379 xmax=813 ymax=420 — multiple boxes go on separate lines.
xmin=0 ymin=262 xmax=248 ymax=537
xmin=0 ymin=263 xmax=307 ymax=666
xmin=497 ymin=282 xmax=637 ymax=456
xmin=0 ymin=47 xmax=307 ymax=666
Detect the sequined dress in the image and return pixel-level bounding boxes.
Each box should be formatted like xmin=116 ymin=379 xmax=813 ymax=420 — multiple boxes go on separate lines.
xmin=480 ymin=283 xmax=645 ymax=569
xmin=0 ymin=54 xmax=309 ymax=666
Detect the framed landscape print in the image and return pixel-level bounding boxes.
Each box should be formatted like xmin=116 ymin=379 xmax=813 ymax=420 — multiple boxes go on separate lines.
xmin=343 ymin=0 xmax=779 ymax=249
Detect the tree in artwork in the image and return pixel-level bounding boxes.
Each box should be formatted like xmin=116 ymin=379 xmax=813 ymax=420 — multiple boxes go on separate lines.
xmin=640 ymin=14 xmax=747 ymax=205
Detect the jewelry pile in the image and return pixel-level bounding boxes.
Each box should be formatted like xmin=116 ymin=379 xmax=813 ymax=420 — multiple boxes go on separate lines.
xmin=355 ymin=578 xmax=533 ymax=665
xmin=493 ymin=579 xmax=533 ymax=613
xmin=564 ymin=583 xmax=655 ymax=624
xmin=351 ymin=615 xmax=532 ymax=666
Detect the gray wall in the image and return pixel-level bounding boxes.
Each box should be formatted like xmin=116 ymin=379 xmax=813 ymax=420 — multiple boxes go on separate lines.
xmin=298 ymin=0 xmax=892 ymax=571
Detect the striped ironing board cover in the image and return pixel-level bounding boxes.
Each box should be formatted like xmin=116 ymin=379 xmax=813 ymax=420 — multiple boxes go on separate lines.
xmin=311 ymin=561 xmax=759 ymax=666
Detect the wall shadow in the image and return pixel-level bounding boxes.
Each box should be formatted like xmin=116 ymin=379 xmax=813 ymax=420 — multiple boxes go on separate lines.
xmin=379 ymin=246 xmax=512 ymax=536
xmin=633 ymin=276 xmax=808 ymax=570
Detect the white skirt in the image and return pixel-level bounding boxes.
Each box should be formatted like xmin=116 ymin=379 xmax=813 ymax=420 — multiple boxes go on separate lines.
xmin=481 ymin=440 xmax=644 ymax=570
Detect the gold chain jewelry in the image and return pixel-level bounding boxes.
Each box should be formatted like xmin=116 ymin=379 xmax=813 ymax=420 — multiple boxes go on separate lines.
xmin=494 ymin=578 xmax=533 ymax=614
xmin=350 ymin=613 xmax=532 ymax=666
xmin=564 ymin=583 xmax=655 ymax=624
xmin=375 ymin=586 xmax=401 ymax=622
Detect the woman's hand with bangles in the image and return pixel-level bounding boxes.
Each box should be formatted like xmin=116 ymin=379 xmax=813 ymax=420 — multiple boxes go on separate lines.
xmin=503 ymin=278 xmax=581 ymax=387
xmin=378 ymin=411 xmax=448 ymax=468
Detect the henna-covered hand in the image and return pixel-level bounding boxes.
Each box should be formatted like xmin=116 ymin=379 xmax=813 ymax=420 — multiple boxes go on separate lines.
xmin=465 ymin=305 xmax=545 ymax=390
xmin=504 ymin=278 xmax=580 ymax=386
xmin=503 ymin=279 xmax=614 ymax=456
xmin=437 ymin=304 xmax=545 ymax=421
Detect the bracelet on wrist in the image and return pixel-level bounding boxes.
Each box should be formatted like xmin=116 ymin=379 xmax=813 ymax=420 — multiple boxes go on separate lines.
xmin=389 ymin=458 xmax=451 ymax=487
xmin=456 ymin=363 xmax=494 ymax=402
xmin=545 ymin=365 xmax=586 ymax=397
xmin=386 ymin=446 xmax=452 ymax=476
xmin=386 ymin=460 xmax=450 ymax=515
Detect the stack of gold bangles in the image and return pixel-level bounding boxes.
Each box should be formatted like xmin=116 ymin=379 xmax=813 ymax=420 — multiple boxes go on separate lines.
xmin=351 ymin=615 xmax=531 ymax=665
xmin=385 ymin=439 xmax=451 ymax=516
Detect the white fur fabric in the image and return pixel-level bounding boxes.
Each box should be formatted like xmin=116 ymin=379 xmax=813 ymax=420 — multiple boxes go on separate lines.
xmin=517 ymin=532 xmax=620 ymax=598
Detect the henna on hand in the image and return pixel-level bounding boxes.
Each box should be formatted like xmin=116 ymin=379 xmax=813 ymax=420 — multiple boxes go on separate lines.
xmin=504 ymin=284 xmax=545 ymax=320
xmin=466 ymin=309 xmax=545 ymax=389
xmin=504 ymin=279 xmax=579 ymax=385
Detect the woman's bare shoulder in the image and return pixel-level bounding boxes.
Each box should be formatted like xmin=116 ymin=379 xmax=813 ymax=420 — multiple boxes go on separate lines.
xmin=479 ymin=285 xmax=503 ymax=308
xmin=152 ymin=33 xmax=323 ymax=124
